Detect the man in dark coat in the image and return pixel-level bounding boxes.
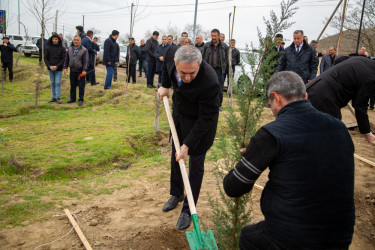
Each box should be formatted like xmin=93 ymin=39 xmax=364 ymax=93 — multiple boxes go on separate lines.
xmin=36 ymin=33 xmax=48 ymax=63
xmin=194 ymin=35 xmax=204 ymax=53
xmin=224 ymin=71 xmax=355 ymax=249
xmin=145 ymin=31 xmax=159 ymax=88
xmin=319 ymin=46 xmax=338 ymax=73
xmin=81 ymin=30 xmax=99 ymax=86
xmin=276 ymin=30 xmax=319 ymax=84
xmin=103 ymin=30 xmax=119 ymax=90
xmin=76 ymin=25 xmax=86 ymax=40
xmin=0 ymin=36 xmax=16 ymax=82
xmin=154 ymin=36 xmax=170 ymax=86
xmin=63 ymin=35 xmax=89 ymax=106
xmin=44 ymin=33 xmax=66 ymax=104
xmin=158 ymin=45 xmax=220 ymax=230
xmin=138 ymin=39 xmax=147 ymax=77
xmin=306 ymin=56 xmax=375 ymax=144
xmin=202 ymin=28 xmax=228 ymax=110
xmin=229 ymin=39 xmax=240 ymax=74
xmin=125 ymin=38 xmax=141 ymax=84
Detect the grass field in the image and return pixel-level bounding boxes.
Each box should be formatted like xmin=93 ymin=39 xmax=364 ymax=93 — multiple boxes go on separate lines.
xmin=0 ymin=55 xmax=172 ymax=228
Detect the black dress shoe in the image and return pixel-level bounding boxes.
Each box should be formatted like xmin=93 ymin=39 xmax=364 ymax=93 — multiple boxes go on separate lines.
xmin=147 ymin=85 xmax=156 ymax=88
xmin=104 ymin=87 xmax=113 ymax=90
xmin=176 ymin=212 xmax=191 ymax=230
xmin=66 ymin=99 xmax=75 ymax=103
xmin=48 ymin=98 xmax=56 ymax=103
xmin=91 ymin=82 xmax=99 ymax=86
xmin=162 ymin=195 xmax=184 ymax=212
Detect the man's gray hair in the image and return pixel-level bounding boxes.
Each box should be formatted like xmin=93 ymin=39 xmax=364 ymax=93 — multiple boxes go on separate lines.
xmin=174 ymin=45 xmax=202 ymax=65
xmin=266 ymin=71 xmax=306 ymax=101
xmin=73 ymin=35 xmax=81 ymax=40
xmin=177 ymin=37 xmax=193 ymax=45
xmin=294 ymin=30 xmax=304 ymax=35
xmin=330 ymin=45 xmax=337 ymax=51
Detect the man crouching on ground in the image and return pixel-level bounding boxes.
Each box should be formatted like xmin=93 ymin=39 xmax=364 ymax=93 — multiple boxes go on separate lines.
xmin=63 ymin=35 xmax=88 ymax=106
xmin=224 ymin=71 xmax=355 ymax=249
xmin=158 ymin=45 xmax=220 ymax=230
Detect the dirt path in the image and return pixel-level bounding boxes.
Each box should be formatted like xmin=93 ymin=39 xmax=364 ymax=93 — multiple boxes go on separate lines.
xmin=0 ymin=108 xmax=374 ymax=250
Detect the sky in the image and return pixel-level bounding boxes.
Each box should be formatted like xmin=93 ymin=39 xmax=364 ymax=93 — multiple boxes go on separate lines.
xmin=1 ymin=0 xmax=346 ymax=49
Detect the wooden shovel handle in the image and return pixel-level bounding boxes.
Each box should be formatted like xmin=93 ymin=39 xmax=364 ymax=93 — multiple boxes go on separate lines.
xmin=163 ymin=96 xmax=197 ymax=215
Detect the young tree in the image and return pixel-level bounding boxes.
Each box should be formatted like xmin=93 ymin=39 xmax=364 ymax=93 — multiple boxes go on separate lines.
xmin=209 ymin=1 xmax=298 ymax=249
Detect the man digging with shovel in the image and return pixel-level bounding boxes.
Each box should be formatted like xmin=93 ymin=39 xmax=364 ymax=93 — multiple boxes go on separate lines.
xmin=158 ymin=45 xmax=220 ymax=230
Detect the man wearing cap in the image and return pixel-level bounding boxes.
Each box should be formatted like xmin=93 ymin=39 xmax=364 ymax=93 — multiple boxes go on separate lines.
xmin=36 ymin=34 xmax=48 ymax=63
xmin=76 ymin=26 xmax=86 ymax=40
xmin=0 ymin=36 xmax=16 ymax=82
xmin=103 ymin=30 xmax=119 ymax=90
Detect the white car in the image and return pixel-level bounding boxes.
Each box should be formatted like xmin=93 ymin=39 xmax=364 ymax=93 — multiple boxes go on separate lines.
xmin=118 ymin=45 xmax=127 ymax=67
xmin=225 ymin=50 xmax=257 ymax=90
xmin=20 ymin=37 xmax=40 ymax=57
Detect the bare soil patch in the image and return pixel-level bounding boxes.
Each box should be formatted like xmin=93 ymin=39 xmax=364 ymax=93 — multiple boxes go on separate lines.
xmin=0 ymin=108 xmax=374 ymax=249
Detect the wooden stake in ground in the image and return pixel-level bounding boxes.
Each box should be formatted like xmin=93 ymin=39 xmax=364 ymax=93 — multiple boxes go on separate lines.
xmin=354 ymin=154 xmax=375 ymax=167
xmin=64 ymin=209 xmax=93 ymax=250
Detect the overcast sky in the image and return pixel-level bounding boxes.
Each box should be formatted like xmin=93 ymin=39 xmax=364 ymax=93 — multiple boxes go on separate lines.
xmin=2 ymin=0 xmax=345 ymax=48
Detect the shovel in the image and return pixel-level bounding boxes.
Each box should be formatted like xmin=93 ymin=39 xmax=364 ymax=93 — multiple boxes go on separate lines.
xmin=162 ymin=96 xmax=218 ymax=250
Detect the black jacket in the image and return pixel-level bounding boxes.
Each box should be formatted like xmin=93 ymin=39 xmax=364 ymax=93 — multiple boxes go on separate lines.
xmin=0 ymin=42 xmax=16 ymax=63
xmin=162 ymin=46 xmax=220 ymax=155
xmin=276 ymin=42 xmax=318 ymax=83
xmin=145 ymin=37 xmax=159 ymax=62
xmin=139 ymin=44 xmax=147 ymax=61
xmin=44 ymin=34 xmax=66 ymax=71
xmin=202 ymin=41 xmax=228 ymax=75
xmin=36 ymin=38 xmax=48 ymax=51
xmin=81 ymin=36 xmax=96 ymax=66
xmin=103 ymin=35 xmax=117 ymax=66
xmin=154 ymin=43 xmax=171 ymax=73
xmin=231 ymin=47 xmax=240 ymax=67
xmin=126 ymin=44 xmax=141 ymax=65
xmin=306 ymin=56 xmax=375 ymax=134
xmin=195 ymin=42 xmax=204 ymax=53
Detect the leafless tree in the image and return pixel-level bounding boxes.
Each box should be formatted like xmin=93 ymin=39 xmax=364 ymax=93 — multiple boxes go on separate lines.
xmin=330 ymin=0 xmax=375 ymax=55
xmin=24 ymin=0 xmax=65 ymax=108
xmin=183 ymin=23 xmax=211 ymax=40
xmin=15 ymin=22 xmax=30 ymax=68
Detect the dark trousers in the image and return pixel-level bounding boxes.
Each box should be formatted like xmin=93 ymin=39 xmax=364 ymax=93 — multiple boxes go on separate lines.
xmin=87 ymin=64 xmax=96 ymax=85
xmin=127 ymin=64 xmax=137 ymax=83
xmin=69 ymin=72 xmax=85 ymax=101
xmin=2 ymin=61 xmax=13 ymax=81
xmin=170 ymin=144 xmax=206 ymax=215
xmin=240 ymin=221 xmax=349 ymax=250
xmin=147 ymin=60 xmax=156 ymax=87
xmin=157 ymin=72 xmax=162 ymax=85
xmin=139 ymin=60 xmax=147 ymax=76
xmin=113 ymin=64 xmax=118 ymax=81
xmin=214 ymin=68 xmax=224 ymax=106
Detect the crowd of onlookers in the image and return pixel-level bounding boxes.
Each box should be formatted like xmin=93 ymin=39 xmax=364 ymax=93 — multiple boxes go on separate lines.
xmin=0 ymin=26 xmax=374 ymax=110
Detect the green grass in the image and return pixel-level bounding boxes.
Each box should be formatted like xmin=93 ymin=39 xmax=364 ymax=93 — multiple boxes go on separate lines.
xmin=0 ymin=55 xmax=171 ymax=228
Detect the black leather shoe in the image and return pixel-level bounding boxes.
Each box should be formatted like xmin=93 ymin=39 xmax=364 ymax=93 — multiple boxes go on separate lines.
xmin=48 ymin=98 xmax=56 ymax=103
xmin=176 ymin=212 xmax=191 ymax=230
xmin=162 ymin=195 xmax=184 ymax=212
xmin=66 ymin=99 xmax=75 ymax=103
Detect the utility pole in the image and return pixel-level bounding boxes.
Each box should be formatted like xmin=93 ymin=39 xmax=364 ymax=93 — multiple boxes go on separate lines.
xmin=192 ymin=0 xmax=198 ymax=41
xmin=356 ymin=0 xmax=366 ymax=52
xmin=18 ymin=0 xmax=20 ymax=34
xmin=82 ymin=15 xmax=85 ymax=30
xmin=130 ymin=2 xmax=134 ymax=36
xmin=55 ymin=10 xmax=58 ymax=33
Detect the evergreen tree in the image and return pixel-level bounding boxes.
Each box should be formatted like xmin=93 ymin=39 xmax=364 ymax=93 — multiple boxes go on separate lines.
xmin=209 ymin=1 xmax=298 ymax=249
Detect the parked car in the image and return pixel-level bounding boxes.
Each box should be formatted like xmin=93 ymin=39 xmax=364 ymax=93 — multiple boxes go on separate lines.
xmin=224 ymin=50 xmax=257 ymax=91
xmin=0 ymin=34 xmax=25 ymax=52
xmin=118 ymin=45 xmax=127 ymax=67
xmin=20 ymin=37 xmax=40 ymax=57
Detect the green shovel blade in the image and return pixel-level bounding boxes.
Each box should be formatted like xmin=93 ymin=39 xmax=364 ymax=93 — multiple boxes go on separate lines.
xmin=186 ymin=214 xmax=218 ymax=250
